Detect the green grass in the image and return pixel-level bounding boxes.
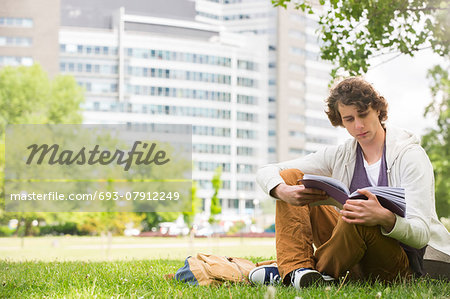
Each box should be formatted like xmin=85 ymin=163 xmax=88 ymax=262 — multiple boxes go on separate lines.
xmin=1 ymin=259 xmax=449 ymax=298
xmin=1 ymin=237 xmax=449 ymax=298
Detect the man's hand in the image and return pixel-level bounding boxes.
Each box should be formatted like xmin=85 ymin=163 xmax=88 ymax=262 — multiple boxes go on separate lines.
xmin=340 ymin=189 xmax=396 ymax=231
xmin=270 ymin=183 xmax=328 ymax=206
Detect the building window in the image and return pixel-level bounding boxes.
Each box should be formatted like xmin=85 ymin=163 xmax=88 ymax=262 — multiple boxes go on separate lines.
xmin=197 ymin=180 xmax=230 ymax=190
xmin=193 ymin=144 xmax=231 ymax=155
xmin=0 ymin=36 xmax=32 ymax=47
xmin=126 ymin=47 xmax=231 ymax=67
xmin=237 ymin=164 xmax=256 ymax=174
xmin=237 ymin=112 xmax=258 ymax=122
xmin=194 ymin=161 xmax=230 ymax=172
xmin=237 ymin=146 xmax=255 ymax=156
xmin=136 ymin=104 xmax=231 ymax=120
xmin=289 ymin=130 xmax=305 ymax=138
xmin=237 ymin=60 xmax=258 ymax=71
xmin=129 ymin=84 xmax=231 ymax=102
xmin=237 ymin=94 xmax=257 ymax=105
xmin=0 ymin=17 xmax=33 ymax=28
xmin=245 ymin=200 xmax=255 ymax=209
xmin=227 ymin=199 xmax=239 ymax=209
xmin=0 ymin=56 xmax=33 ymax=66
xmin=237 ymin=77 xmax=257 ymax=88
xmin=126 ymin=66 xmax=231 ymax=85
xmin=237 ymin=129 xmax=257 ymax=140
xmin=237 ymin=181 xmax=255 ymax=191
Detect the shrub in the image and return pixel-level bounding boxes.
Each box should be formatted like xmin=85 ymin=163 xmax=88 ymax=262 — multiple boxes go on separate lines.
xmin=0 ymin=226 xmax=14 ymax=237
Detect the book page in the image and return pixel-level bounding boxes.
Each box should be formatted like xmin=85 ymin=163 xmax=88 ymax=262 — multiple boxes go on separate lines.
xmin=300 ymin=174 xmax=350 ymax=205
xmin=302 ymin=174 xmax=350 ymax=194
xmin=349 ymin=187 xmax=406 ymax=217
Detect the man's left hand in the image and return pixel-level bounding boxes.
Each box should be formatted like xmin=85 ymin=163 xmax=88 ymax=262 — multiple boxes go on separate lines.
xmin=340 ymin=189 xmax=396 ymax=232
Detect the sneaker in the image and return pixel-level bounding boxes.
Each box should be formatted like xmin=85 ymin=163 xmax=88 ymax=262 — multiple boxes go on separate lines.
xmin=291 ymin=268 xmax=324 ymax=289
xmin=321 ymin=273 xmax=336 ymax=283
xmin=249 ymin=265 xmax=281 ymax=286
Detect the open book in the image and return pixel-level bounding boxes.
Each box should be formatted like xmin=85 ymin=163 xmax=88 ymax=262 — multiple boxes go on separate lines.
xmin=299 ymin=174 xmax=406 ymax=217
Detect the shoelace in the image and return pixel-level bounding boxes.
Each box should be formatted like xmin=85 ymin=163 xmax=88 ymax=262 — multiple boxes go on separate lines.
xmin=269 ymin=272 xmax=281 ymax=284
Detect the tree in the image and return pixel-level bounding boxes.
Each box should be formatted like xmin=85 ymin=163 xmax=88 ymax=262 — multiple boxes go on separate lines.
xmin=183 ymin=181 xmax=202 ymax=230
xmin=273 ymin=0 xmax=449 ymax=77
xmin=209 ymin=167 xmax=222 ymax=224
xmin=141 ymin=212 xmax=180 ymax=231
xmin=421 ymin=64 xmax=449 ymax=218
xmin=273 ymin=0 xmax=450 ymax=218
xmin=0 ymin=64 xmax=83 ymax=132
xmin=0 ymin=64 xmax=84 ymax=234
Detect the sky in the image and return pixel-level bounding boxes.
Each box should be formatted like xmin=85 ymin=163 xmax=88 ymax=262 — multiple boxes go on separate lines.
xmin=335 ymin=49 xmax=444 ymax=142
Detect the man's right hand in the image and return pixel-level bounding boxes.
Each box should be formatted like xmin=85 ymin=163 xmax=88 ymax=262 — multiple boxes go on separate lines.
xmin=270 ymin=183 xmax=328 ymax=206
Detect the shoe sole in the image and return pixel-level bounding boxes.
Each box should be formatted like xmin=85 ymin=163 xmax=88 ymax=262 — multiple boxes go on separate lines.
xmin=248 ymin=268 xmax=258 ymax=284
xmin=298 ymin=271 xmax=324 ymax=287
xmin=249 ymin=266 xmax=279 ymax=285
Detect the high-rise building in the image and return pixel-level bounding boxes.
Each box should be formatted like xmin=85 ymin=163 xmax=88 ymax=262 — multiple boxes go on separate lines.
xmin=0 ymin=0 xmax=60 ymax=76
xmin=195 ymin=0 xmax=279 ymax=164
xmin=277 ymin=3 xmax=337 ymax=161
xmin=59 ymin=0 xmax=269 ymax=218
xmin=195 ymin=0 xmax=337 ymax=164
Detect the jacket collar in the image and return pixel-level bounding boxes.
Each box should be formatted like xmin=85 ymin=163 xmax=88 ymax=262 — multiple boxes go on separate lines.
xmin=385 ymin=124 xmax=420 ymax=170
xmin=342 ymin=124 xmax=420 ymax=170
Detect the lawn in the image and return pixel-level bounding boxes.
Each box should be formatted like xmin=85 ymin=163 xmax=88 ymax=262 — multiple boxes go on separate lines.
xmin=1 ymin=259 xmax=449 ymax=298
xmin=0 ymin=236 xmax=276 ymax=261
xmin=0 ymin=237 xmax=449 ymax=298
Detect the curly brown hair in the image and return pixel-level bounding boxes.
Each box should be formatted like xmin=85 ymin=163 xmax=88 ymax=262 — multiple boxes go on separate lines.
xmin=325 ymin=77 xmax=388 ymax=127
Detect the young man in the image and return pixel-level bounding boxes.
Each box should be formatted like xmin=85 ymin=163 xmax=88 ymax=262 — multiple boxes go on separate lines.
xmin=251 ymin=77 xmax=450 ymax=289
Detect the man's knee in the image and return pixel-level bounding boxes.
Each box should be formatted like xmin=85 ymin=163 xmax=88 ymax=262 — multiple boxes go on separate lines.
xmin=335 ymin=219 xmax=381 ymax=239
xmin=279 ymin=169 xmax=304 ymax=185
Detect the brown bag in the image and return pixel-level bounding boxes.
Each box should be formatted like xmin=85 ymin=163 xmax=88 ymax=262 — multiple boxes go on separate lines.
xmin=170 ymin=253 xmax=276 ymax=286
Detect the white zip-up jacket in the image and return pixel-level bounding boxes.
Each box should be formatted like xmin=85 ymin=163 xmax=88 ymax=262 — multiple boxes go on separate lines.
xmin=257 ymin=124 xmax=450 ymax=256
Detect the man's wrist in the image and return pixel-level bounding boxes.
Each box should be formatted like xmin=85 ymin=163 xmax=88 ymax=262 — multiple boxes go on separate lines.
xmin=380 ymin=210 xmax=396 ymax=233
xmin=269 ymin=183 xmax=283 ymax=199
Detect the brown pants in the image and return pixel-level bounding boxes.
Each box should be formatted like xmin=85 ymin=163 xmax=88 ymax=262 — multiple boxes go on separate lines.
xmin=276 ymin=169 xmax=411 ymax=282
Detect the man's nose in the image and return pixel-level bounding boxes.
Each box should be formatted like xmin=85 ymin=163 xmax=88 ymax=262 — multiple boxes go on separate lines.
xmin=355 ymin=118 xmax=364 ymax=129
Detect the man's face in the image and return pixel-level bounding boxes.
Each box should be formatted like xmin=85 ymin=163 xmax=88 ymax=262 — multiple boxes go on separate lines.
xmin=338 ymin=103 xmax=383 ymax=145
